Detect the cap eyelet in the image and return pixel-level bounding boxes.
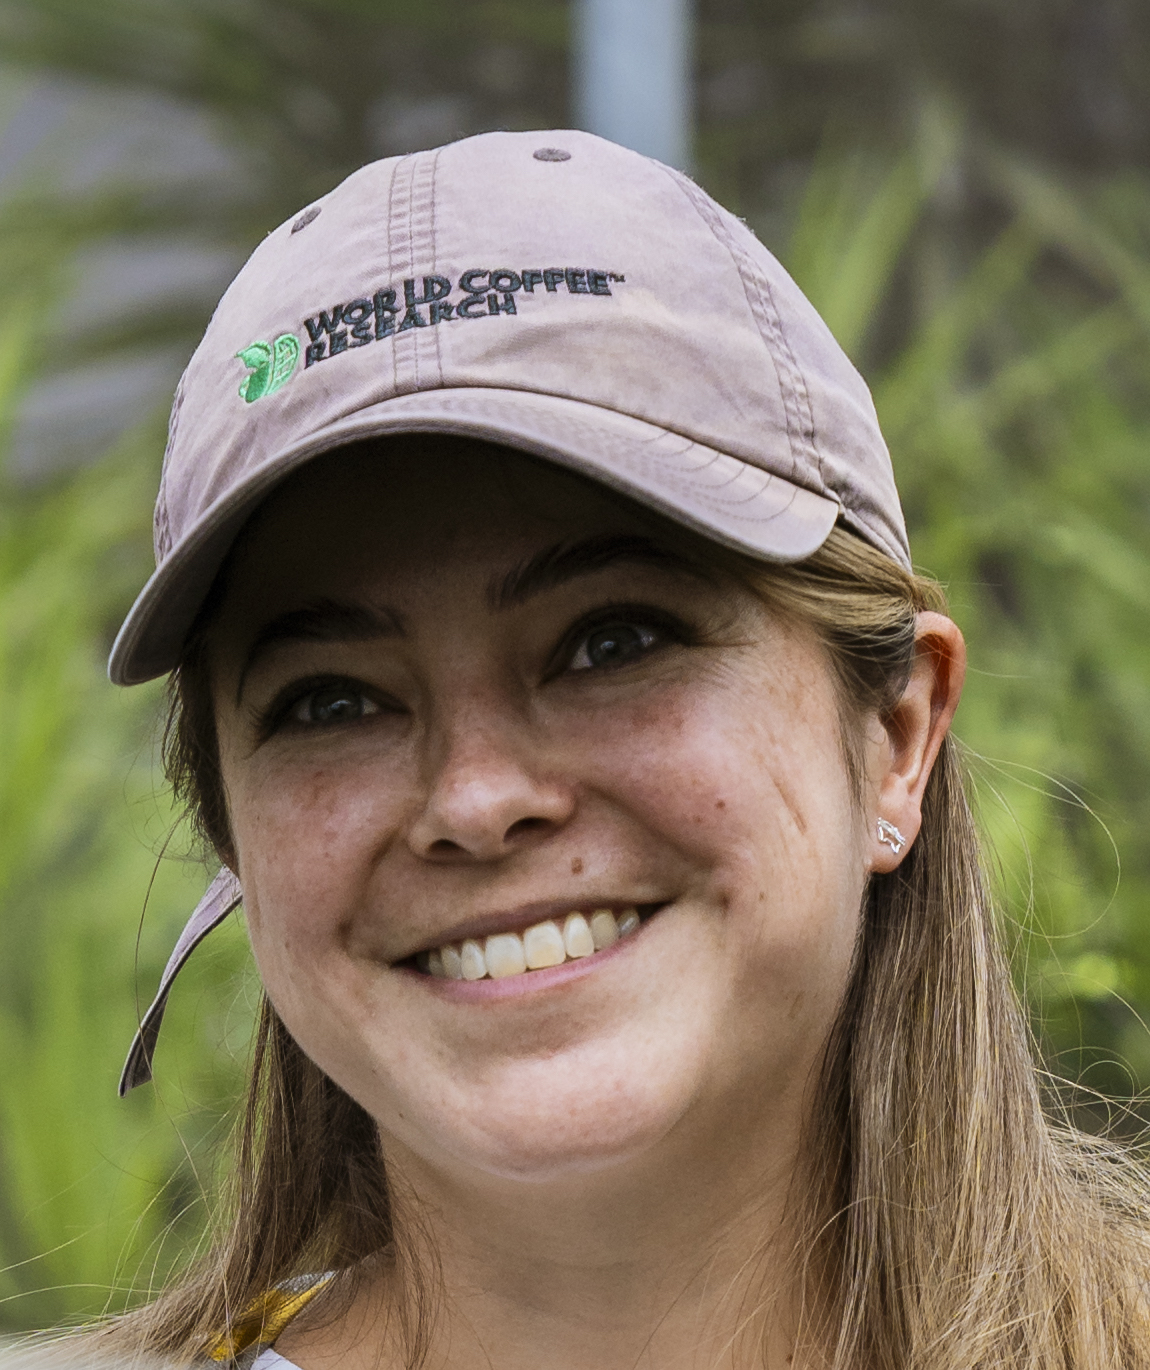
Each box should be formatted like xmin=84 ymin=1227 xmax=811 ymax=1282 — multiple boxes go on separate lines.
xmin=533 ymin=147 xmax=571 ymax=162
xmin=291 ymin=205 xmax=322 ymax=233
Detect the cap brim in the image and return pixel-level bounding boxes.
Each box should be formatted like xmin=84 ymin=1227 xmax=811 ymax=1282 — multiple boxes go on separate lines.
xmin=109 ymin=387 xmax=840 ymax=685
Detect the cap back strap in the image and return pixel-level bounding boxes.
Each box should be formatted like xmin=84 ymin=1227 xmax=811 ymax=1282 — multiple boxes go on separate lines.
xmin=119 ymin=866 xmax=243 ymax=1096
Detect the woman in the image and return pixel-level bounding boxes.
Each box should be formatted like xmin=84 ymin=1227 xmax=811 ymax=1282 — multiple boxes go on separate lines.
xmin=43 ymin=130 xmax=1150 ymax=1367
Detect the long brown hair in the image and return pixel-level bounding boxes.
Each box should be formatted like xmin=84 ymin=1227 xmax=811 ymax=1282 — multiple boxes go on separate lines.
xmin=93 ymin=523 xmax=1150 ymax=1368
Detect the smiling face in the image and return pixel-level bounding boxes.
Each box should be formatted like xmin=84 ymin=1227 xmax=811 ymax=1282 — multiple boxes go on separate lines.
xmin=206 ymin=440 xmax=874 ymax=1191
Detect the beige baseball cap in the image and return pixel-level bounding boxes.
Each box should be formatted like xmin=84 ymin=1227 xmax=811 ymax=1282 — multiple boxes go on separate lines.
xmin=109 ymin=127 xmax=908 ymax=688
xmin=115 ymin=128 xmax=911 ymax=1093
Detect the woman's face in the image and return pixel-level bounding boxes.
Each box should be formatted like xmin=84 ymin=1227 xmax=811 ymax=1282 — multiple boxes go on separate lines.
xmin=208 ymin=443 xmax=877 ymax=1189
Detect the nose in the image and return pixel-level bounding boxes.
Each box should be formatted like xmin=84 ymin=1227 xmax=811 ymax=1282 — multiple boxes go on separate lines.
xmin=407 ymin=712 xmax=576 ymax=863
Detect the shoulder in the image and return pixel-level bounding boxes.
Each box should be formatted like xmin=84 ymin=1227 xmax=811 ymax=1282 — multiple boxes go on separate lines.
xmin=244 ymin=1352 xmax=302 ymax=1370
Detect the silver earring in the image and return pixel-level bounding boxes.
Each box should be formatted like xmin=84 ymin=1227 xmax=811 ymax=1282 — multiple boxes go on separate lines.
xmin=877 ymin=818 xmax=906 ymax=854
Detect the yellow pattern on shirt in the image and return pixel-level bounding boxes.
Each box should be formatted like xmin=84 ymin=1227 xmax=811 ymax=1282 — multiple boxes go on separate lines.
xmin=209 ymin=1275 xmax=333 ymax=1362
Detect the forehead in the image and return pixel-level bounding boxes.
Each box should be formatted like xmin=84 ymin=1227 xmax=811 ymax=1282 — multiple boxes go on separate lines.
xmin=224 ymin=437 xmax=695 ymax=599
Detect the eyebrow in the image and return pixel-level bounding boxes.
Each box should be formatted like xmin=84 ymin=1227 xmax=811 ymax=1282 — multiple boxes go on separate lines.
xmin=236 ymin=536 xmax=708 ymax=702
xmin=236 ymin=598 xmax=405 ymax=703
xmin=488 ymin=534 xmax=709 ymax=611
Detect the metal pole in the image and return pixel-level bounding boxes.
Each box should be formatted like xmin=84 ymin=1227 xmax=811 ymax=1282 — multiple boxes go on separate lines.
xmin=574 ymin=0 xmax=692 ymax=170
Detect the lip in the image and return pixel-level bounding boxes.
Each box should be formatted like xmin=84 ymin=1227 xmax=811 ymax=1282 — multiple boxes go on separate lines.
xmin=400 ymin=908 xmax=654 ymax=1000
xmin=395 ymin=897 xmax=666 ymax=962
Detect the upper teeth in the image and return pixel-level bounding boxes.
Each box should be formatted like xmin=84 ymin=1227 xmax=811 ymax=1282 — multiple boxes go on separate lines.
xmin=420 ymin=908 xmax=641 ymax=981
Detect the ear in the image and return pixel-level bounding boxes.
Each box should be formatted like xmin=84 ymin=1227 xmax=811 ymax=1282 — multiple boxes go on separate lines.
xmin=869 ymin=611 xmax=966 ymax=872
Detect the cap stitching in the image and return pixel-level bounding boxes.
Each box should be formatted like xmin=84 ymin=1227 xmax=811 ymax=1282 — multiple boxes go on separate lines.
xmin=388 ymin=152 xmax=441 ymax=397
xmin=407 ymin=155 xmax=420 ymax=391
xmin=744 ymin=268 xmax=822 ymax=488
xmin=672 ymin=170 xmax=822 ymax=491
xmin=409 ymin=150 xmax=440 ymax=393
xmin=398 ymin=154 xmax=418 ymax=394
xmin=660 ymin=166 xmax=827 ymax=500
xmin=430 ymin=144 xmax=445 ymax=389
xmin=385 ymin=155 xmax=408 ymax=396
xmin=377 ymin=154 xmax=400 ymax=393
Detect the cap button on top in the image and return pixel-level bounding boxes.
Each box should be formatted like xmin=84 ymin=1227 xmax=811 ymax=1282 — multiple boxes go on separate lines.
xmin=533 ymin=147 xmax=571 ymax=162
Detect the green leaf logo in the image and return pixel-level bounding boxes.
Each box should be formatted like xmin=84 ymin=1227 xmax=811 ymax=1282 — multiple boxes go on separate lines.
xmin=236 ymin=333 xmax=300 ymax=402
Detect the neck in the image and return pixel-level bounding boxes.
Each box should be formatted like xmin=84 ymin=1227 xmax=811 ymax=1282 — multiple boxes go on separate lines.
xmin=278 ymin=1108 xmax=822 ymax=1370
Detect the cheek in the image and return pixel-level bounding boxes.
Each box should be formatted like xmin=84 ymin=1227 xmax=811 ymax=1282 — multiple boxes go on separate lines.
xmin=569 ymin=659 xmax=859 ymax=883
xmin=223 ymin=746 xmax=407 ymax=969
xmin=570 ymin=659 xmax=865 ymax=1006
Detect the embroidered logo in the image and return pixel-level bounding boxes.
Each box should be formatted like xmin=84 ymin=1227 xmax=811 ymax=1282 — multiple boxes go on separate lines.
xmin=299 ymin=267 xmax=624 ymax=367
xmin=234 ymin=267 xmax=624 ymax=398
xmin=236 ymin=334 xmax=301 ymax=402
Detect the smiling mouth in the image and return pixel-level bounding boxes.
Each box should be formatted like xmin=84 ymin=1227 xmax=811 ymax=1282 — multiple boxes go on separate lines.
xmin=416 ymin=907 xmax=653 ymax=981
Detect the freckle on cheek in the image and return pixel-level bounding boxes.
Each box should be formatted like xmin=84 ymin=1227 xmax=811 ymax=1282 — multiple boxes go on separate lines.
xmin=571 ymin=857 xmax=584 ymax=875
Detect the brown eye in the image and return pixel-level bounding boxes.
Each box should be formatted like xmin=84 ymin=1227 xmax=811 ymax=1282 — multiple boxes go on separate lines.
xmin=292 ymin=684 xmax=378 ymax=725
xmin=569 ymin=622 xmax=659 ymax=671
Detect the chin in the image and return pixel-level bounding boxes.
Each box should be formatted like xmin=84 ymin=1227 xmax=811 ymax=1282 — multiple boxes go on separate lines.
xmin=385 ymin=1054 xmax=702 ymax=1186
xmin=451 ymin=1115 xmax=683 ymax=1185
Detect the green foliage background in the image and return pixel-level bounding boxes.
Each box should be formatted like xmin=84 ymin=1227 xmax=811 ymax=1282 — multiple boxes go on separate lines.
xmin=0 ymin=0 xmax=1148 ymax=1333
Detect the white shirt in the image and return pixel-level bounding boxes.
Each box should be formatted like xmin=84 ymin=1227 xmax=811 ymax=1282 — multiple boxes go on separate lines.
xmin=251 ymin=1351 xmax=303 ymax=1370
